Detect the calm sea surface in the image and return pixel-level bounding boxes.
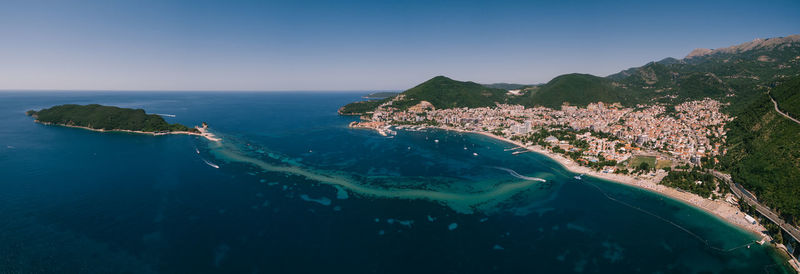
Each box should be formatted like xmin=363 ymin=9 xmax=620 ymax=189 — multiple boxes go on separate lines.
xmin=0 ymin=91 xmax=792 ymax=273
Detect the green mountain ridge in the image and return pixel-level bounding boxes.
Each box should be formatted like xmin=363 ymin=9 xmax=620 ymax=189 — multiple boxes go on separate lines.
xmin=512 ymin=73 xmax=641 ymax=108
xmin=482 ymin=83 xmax=533 ymax=90
xmin=722 ymin=76 xmax=800 ymax=225
xmin=338 ymin=34 xmax=800 ymax=226
xmin=770 ymin=75 xmax=800 ymax=118
xmin=398 ymin=76 xmax=508 ymax=109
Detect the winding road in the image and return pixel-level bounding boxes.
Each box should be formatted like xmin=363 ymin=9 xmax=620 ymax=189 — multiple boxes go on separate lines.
xmin=770 ymin=92 xmax=800 ymax=125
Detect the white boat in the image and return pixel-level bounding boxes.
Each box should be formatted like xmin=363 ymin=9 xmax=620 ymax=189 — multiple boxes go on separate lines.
xmin=473 ymin=152 xmax=478 ymax=156
xmin=434 ymin=139 xmax=439 ymax=143
xmin=202 ymin=159 xmax=220 ymax=169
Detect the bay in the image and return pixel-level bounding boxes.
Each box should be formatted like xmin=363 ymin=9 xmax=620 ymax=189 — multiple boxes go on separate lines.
xmin=0 ymin=91 xmax=791 ymax=273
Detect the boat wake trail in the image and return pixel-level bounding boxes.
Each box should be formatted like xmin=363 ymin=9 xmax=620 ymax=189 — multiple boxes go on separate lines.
xmin=195 ymin=147 xmax=219 ymax=168
xmin=492 ymin=167 xmax=547 ymax=182
xmin=202 ymin=158 xmax=220 ymax=169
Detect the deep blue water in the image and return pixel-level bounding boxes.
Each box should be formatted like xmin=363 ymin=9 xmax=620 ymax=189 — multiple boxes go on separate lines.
xmin=0 ymin=91 xmax=792 ymax=273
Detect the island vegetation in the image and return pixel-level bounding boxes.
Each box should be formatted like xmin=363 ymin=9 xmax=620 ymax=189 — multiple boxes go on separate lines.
xmin=27 ymin=104 xmax=199 ymax=133
xmin=338 ymin=99 xmax=387 ymax=115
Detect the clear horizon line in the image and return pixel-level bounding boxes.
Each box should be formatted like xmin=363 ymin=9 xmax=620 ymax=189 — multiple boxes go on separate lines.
xmin=0 ymin=88 xmax=402 ymax=93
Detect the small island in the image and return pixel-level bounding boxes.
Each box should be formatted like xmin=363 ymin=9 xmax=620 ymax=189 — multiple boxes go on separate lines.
xmin=26 ymin=104 xmax=220 ymax=141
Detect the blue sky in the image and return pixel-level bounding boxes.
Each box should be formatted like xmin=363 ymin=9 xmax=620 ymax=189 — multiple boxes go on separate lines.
xmin=0 ymin=0 xmax=798 ymax=91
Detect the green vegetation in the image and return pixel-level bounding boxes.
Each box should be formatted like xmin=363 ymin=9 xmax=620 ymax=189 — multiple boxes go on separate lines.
xmin=656 ymin=159 xmax=673 ymax=170
xmin=511 ymin=128 xmax=618 ymax=171
xmin=770 ymin=76 xmax=800 ymax=118
xmin=27 ymin=104 xmax=198 ymax=133
xmin=362 ymin=92 xmax=399 ymax=99
xmin=628 ymin=155 xmax=656 ymax=170
xmin=482 ymin=83 xmax=531 ymax=90
xmin=720 ymin=77 xmax=800 ymax=226
xmin=341 ymin=36 xmax=800 ymax=114
xmin=512 ymin=73 xmax=644 ymax=108
xmin=338 ymin=99 xmax=387 ymax=115
xmin=660 ymin=170 xmax=719 ymax=199
xmin=396 ymin=76 xmax=508 ymax=109
xmin=334 ymin=37 xmax=800 ymax=225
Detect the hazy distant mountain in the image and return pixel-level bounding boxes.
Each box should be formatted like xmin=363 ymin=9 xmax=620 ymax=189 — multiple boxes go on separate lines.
xmin=685 ymin=34 xmax=800 ymax=59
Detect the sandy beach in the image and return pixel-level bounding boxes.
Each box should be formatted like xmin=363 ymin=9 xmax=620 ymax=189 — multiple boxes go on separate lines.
xmin=346 ymin=123 xmax=768 ymax=238
xmin=466 ymin=130 xmax=768 ymax=238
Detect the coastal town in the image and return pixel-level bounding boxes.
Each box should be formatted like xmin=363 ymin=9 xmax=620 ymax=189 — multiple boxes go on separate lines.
xmin=352 ymin=95 xmax=730 ymax=173
xmin=347 ymin=95 xmax=795 ymax=254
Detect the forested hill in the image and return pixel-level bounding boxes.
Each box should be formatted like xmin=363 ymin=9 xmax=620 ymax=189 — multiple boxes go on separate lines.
xmin=27 ymin=104 xmax=198 ymax=133
xmin=770 ymin=76 xmax=800 ymax=118
xmin=336 ymin=34 xmax=800 ymax=225
xmin=721 ymin=76 xmax=800 ymax=225
xmin=339 ymin=34 xmax=800 ymax=112
xmin=510 ymin=73 xmax=642 ymax=108
xmin=395 ymin=76 xmax=508 ymax=109
xmin=338 ymin=76 xmax=508 ymax=114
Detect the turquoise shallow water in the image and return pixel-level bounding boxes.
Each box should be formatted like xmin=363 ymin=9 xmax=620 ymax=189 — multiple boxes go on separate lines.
xmin=0 ymin=91 xmax=792 ymax=273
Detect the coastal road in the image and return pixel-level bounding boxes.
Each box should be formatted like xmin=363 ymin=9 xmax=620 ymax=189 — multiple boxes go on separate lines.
xmin=770 ymin=92 xmax=800 ymax=125
xmin=709 ymin=170 xmax=800 ymax=244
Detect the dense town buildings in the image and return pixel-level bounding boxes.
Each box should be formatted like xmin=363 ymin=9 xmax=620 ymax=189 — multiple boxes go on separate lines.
xmin=354 ymin=97 xmax=731 ymax=171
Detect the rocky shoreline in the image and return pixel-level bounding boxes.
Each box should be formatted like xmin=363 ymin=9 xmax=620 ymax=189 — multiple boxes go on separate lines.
xmin=34 ymin=121 xmax=221 ymax=142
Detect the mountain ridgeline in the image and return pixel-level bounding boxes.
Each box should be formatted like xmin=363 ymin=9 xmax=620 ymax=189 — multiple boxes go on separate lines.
xmin=511 ymin=73 xmax=642 ymax=108
xmin=338 ymin=76 xmax=509 ymax=115
xmin=338 ymin=34 xmax=800 ymax=225
xmin=398 ymin=76 xmax=508 ymax=109
xmin=341 ymin=34 xmax=800 ymax=112
xmin=722 ymin=76 xmax=800 ymax=225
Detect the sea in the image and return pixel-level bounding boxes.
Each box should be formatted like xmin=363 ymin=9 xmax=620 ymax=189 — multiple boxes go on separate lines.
xmin=0 ymin=91 xmax=793 ymax=273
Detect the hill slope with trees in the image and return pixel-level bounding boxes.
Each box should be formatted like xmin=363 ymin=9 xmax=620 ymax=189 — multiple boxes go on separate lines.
xmin=27 ymin=104 xmax=198 ymax=133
